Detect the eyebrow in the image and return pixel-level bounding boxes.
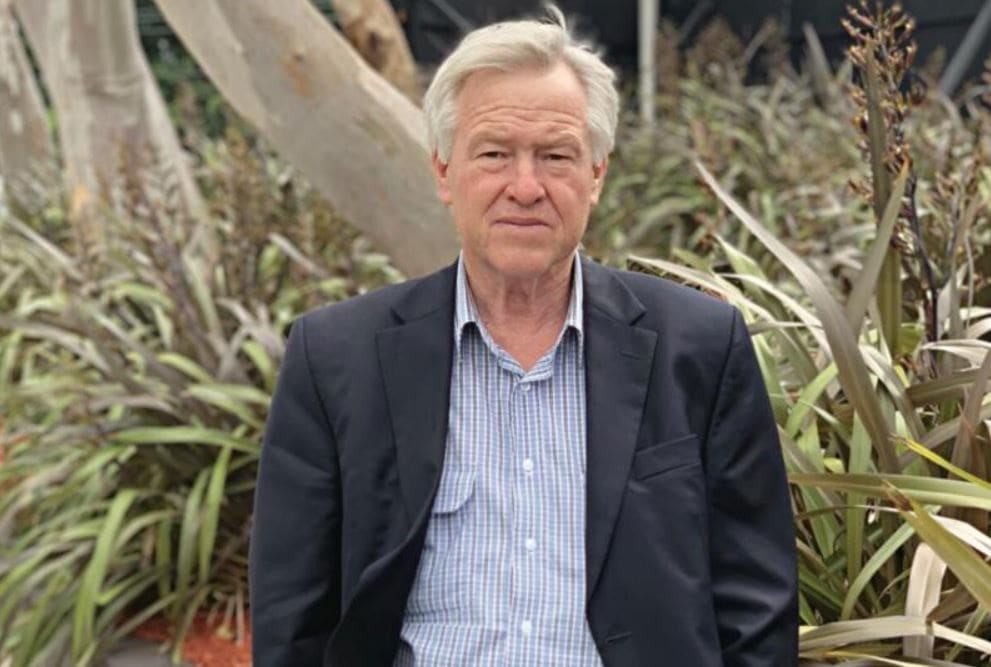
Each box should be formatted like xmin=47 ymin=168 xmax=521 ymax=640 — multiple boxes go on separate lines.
xmin=467 ymin=132 xmax=584 ymax=152
xmin=537 ymin=137 xmax=582 ymax=151
xmin=467 ymin=132 xmax=510 ymax=149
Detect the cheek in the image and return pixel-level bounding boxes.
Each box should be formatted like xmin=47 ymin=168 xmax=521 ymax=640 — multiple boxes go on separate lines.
xmin=553 ymin=181 xmax=594 ymax=215
xmin=449 ymin=178 xmax=497 ymax=238
xmin=455 ymin=173 xmax=503 ymax=211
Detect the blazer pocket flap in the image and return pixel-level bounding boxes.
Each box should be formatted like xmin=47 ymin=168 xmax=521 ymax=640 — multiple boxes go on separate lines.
xmin=431 ymin=465 xmax=476 ymax=514
xmin=633 ymin=434 xmax=700 ymax=481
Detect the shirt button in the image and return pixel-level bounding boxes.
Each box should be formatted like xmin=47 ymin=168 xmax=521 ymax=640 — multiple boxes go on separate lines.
xmin=522 ymin=458 xmax=534 ymax=474
xmin=519 ymin=382 xmax=532 ymax=392
xmin=521 ymin=620 xmax=533 ymax=636
xmin=524 ymin=537 xmax=537 ymax=551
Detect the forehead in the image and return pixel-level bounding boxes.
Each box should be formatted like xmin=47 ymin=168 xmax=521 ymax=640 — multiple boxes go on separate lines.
xmin=454 ymin=62 xmax=589 ymax=140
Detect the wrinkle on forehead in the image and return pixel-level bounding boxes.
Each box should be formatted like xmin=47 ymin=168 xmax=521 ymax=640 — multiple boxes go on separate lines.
xmin=461 ymin=103 xmax=585 ymax=128
xmin=450 ymin=63 xmax=593 ymax=155
xmin=457 ymin=102 xmax=588 ymax=145
xmin=460 ymin=114 xmax=589 ymax=154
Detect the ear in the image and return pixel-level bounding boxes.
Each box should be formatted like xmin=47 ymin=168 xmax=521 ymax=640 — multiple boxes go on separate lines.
xmin=431 ymin=151 xmax=453 ymax=206
xmin=589 ymin=158 xmax=609 ymax=206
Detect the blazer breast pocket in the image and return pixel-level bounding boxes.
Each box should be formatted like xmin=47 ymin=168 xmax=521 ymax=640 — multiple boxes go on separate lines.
xmin=633 ymin=434 xmax=701 ymax=481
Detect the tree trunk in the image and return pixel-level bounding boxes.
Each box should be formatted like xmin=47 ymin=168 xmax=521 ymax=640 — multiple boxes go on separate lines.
xmin=330 ymin=0 xmax=420 ymax=101
xmin=155 ymin=0 xmax=458 ymax=278
xmin=12 ymin=0 xmax=205 ymax=248
xmin=0 ymin=0 xmax=56 ymax=212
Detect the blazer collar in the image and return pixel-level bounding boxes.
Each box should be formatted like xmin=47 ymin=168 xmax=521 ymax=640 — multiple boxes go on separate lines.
xmin=580 ymin=255 xmax=646 ymax=325
xmin=390 ymin=261 xmax=459 ymax=324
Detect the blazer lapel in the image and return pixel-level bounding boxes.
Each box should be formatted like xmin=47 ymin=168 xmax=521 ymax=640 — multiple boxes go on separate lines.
xmin=582 ymin=258 xmax=657 ymax=601
xmin=376 ymin=264 xmax=457 ymax=529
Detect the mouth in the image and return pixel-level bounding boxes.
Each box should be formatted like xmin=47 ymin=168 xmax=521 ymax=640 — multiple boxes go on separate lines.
xmin=494 ymin=217 xmax=549 ymax=228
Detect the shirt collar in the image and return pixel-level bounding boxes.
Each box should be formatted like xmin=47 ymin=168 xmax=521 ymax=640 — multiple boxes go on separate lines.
xmin=454 ymin=251 xmax=584 ymax=352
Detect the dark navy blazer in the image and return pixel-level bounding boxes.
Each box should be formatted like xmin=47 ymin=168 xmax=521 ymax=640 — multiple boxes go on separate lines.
xmin=249 ymin=257 xmax=798 ymax=666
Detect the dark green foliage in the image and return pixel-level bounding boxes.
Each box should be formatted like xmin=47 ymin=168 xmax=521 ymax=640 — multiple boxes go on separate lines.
xmin=0 ymin=129 xmax=400 ymax=666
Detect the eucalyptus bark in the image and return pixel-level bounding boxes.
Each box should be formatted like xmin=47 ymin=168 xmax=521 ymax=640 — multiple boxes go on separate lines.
xmin=330 ymin=0 xmax=420 ymax=101
xmin=12 ymin=0 xmax=204 ymax=246
xmin=0 ymin=0 xmax=55 ymax=211
xmin=155 ymin=0 xmax=458 ymax=278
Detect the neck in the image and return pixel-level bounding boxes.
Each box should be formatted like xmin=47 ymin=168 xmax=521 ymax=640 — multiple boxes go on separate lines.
xmin=463 ymin=255 xmax=575 ymax=370
xmin=466 ymin=258 xmax=572 ymax=328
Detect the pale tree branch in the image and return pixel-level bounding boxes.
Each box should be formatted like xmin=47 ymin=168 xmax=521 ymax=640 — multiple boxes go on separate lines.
xmin=12 ymin=0 xmax=206 ymax=249
xmin=0 ymin=0 xmax=56 ymax=211
xmin=155 ymin=0 xmax=458 ymax=277
xmin=330 ymin=0 xmax=420 ymax=102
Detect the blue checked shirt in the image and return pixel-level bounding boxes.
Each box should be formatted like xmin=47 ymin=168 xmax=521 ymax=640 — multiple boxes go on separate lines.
xmin=394 ymin=254 xmax=603 ymax=666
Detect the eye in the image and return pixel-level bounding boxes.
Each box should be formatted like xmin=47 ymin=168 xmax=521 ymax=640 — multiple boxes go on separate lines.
xmin=546 ymin=153 xmax=573 ymax=162
xmin=480 ymin=150 xmax=506 ymax=159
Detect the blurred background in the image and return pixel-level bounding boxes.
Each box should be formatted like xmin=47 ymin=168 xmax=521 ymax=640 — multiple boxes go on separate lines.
xmin=2 ymin=1 xmax=991 ymax=665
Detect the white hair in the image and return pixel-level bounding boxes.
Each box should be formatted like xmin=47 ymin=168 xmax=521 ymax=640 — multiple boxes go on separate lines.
xmin=422 ymin=5 xmax=619 ymax=164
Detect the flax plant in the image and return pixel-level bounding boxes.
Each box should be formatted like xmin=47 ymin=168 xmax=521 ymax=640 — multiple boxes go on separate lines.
xmin=623 ymin=7 xmax=991 ymax=662
xmin=633 ymin=157 xmax=991 ymax=661
xmin=844 ymin=0 xmax=919 ymax=362
xmin=0 ymin=134 xmax=400 ymax=666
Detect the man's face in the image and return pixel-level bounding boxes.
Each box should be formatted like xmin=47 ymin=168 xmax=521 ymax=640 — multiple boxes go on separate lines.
xmin=432 ymin=62 xmax=608 ymax=283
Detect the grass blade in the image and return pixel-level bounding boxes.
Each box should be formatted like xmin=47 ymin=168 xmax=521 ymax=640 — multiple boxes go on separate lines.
xmin=889 ymin=487 xmax=991 ymax=612
xmin=845 ymin=165 xmax=909 ymax=335
xmin=903 ymin=543 xmax=947 ymax=658
xmin=199 ymin=444 xmax=232 ymax=582
xmin=950 ymin=349 xmax=991 ymax=473
xmin=863 ymin=47 xmax=902 ymax=356
xmin=71 ymin=489 xmax=137 ymax=660
xmin=790 ymin=472 xmax=991 ymax=510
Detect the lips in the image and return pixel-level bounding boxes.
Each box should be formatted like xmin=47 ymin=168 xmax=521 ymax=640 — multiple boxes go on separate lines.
xmin=494 ymin=217 xmax=548 ymax=227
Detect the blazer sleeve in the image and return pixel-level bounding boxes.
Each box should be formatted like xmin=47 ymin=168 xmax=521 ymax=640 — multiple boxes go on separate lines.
xmin=250 ymin=315 xmax=342 ymax=666
xmin=705 ymin=308 xmax=798 ymax=666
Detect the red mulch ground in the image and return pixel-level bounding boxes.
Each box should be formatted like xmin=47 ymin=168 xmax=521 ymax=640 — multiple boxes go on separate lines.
xmin=134 ymin=614 xmax=251 ymax=667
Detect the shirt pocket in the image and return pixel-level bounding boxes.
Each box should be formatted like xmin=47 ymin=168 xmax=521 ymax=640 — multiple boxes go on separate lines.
xmin=426 ymin=464 xmax=476 ymax=553
xmin=633 ymin=434 xmax=701 ymax=481
xmin=406 ymin=465 xmax=477 ymax=618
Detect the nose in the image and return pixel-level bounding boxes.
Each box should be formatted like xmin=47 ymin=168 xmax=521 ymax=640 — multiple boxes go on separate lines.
xmin=505 ymin=157 xmax=545 ymax=206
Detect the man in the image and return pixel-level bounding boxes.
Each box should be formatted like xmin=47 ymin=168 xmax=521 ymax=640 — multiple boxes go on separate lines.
xmin=250 ymin=7 xmax=797 ymax=666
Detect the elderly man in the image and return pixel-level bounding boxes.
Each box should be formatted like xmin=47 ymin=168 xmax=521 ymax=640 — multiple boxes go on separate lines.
xmin=250 ymin=7 xmax=797 ymax=666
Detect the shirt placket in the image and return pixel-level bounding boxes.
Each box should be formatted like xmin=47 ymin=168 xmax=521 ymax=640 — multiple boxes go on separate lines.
xmin=509 ymin=352 xmax=560 ymax=664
